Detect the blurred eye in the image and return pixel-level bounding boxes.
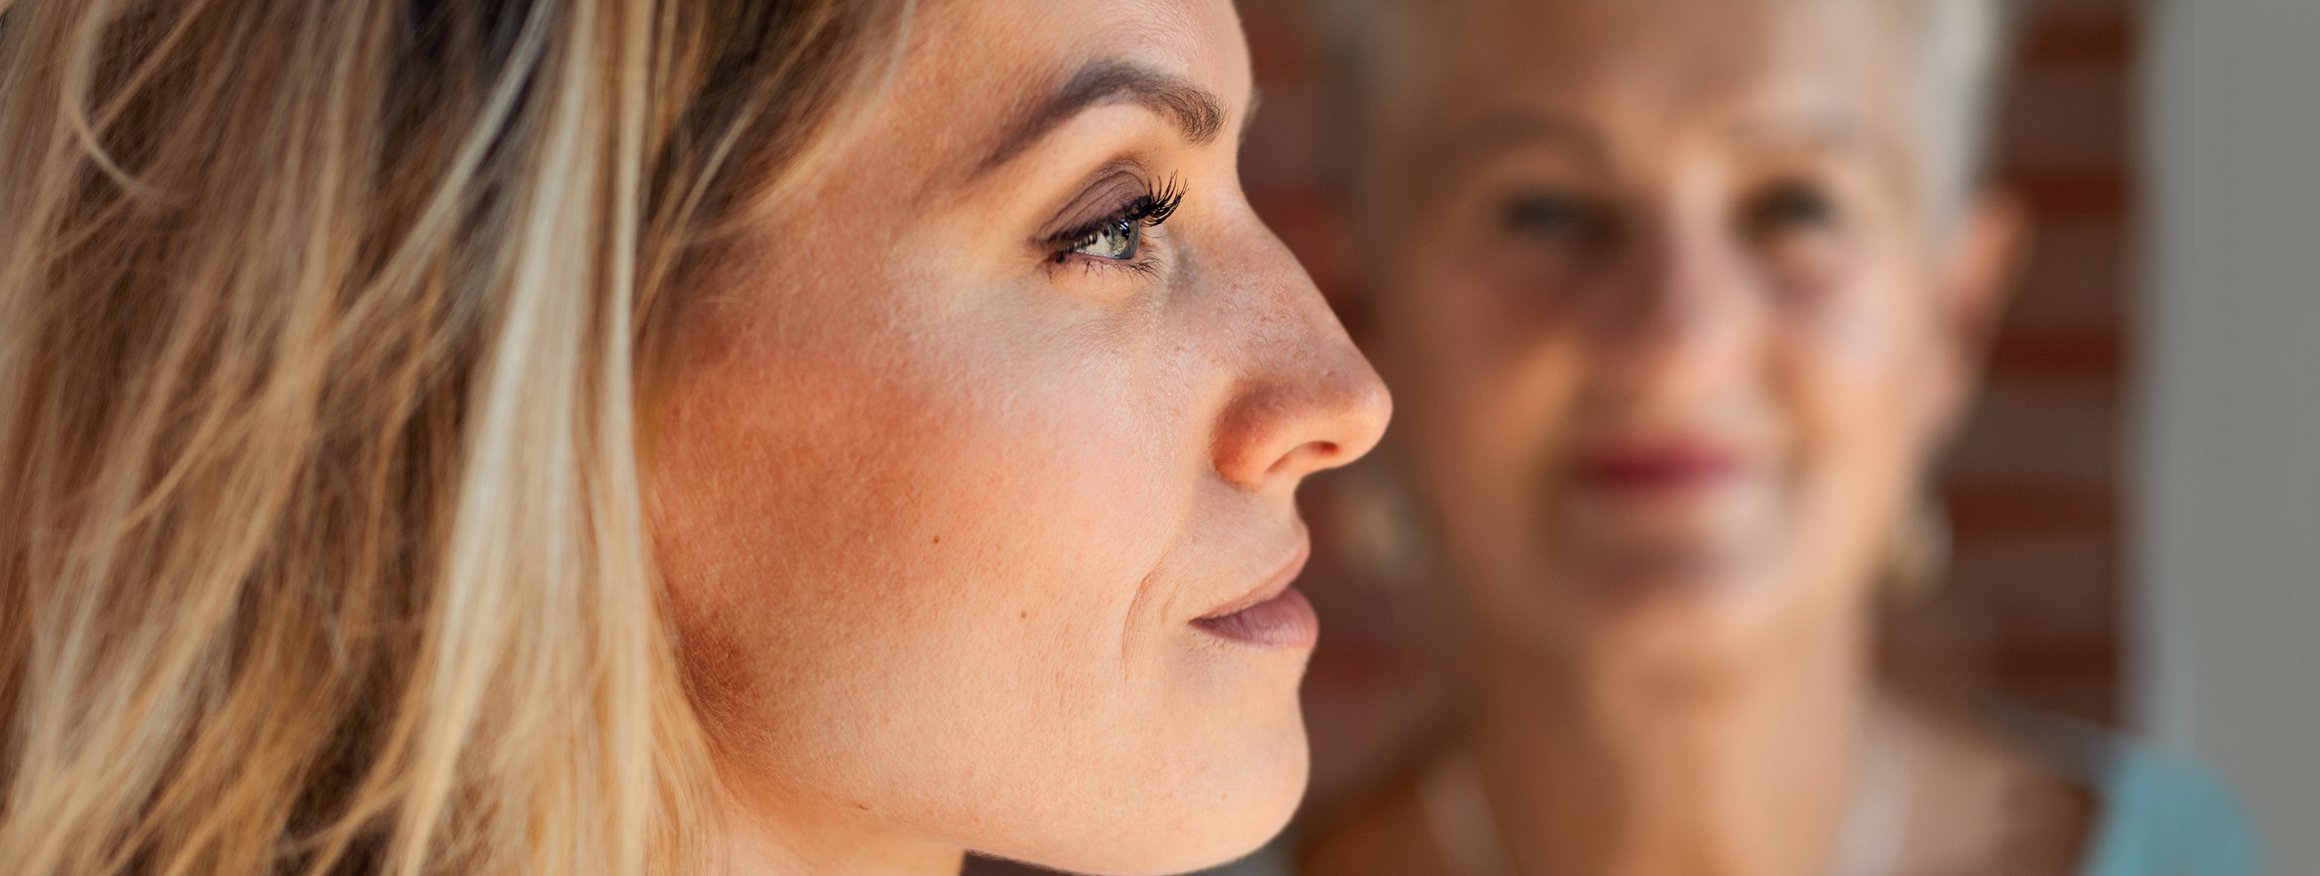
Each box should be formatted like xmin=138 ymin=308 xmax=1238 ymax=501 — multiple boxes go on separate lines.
xmin=1502 ymin=190 xmax=1606 ymax=242
xmin=1743 ymin=180 xmax=1841 ymax=238
xmin=1740 ymin=179 xmax=1851 ymax=298
xmin=1481 ymin=188 xmax=1615 ymax=303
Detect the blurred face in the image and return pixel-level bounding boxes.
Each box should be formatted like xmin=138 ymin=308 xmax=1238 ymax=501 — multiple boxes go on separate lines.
xmin=648 ymin=0 xmax=1389 ymax=873
xmin=1367 ymin=0 xmax=2008 ymax=665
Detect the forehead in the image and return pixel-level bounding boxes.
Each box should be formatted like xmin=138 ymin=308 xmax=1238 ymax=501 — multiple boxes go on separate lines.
xmin=884 ymin=0 xmax=1250 ymax=142
xmin=1405 ymin=0 xmax=1919 ymax=147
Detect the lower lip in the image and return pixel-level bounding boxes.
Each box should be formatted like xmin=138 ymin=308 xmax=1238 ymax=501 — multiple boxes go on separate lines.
xmin=1192 ymin=587 xmax=1319 ymax=650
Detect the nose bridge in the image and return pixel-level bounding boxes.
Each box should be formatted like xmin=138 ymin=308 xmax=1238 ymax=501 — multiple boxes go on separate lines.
xmin=1592 ymin=195 xmax=1751 ymax=384
xmin=1206 ymin=218 xmax=1391 ymax=492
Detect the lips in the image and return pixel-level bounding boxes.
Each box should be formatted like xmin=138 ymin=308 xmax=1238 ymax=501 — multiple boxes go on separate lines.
xmin=1194 ymin=586 xmax=1318 ymax=649
xmin=1577 ymin=439 xmax=1744 ymax=494
xmin=1192 ymin=536 xmax=1318 ymax=649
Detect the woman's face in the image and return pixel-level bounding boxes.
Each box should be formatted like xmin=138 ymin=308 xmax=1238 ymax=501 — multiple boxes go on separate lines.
xmin=1366 ymin=0 xmax=2013 ymax=666
xmin=648 ymin=0 xmax=1388 ymax=872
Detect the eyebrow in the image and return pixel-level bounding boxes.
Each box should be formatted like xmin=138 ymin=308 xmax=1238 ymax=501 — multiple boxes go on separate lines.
xmin=1724 ymin=111 xmax=1908 ymax=184
xmin=1406 ymin=108 xmax=1609 ymax=192
xmin=976 ymin=61 xmax=1229 ymax=175
xmin=1445 ymin=110 xmax=1608 ymax=168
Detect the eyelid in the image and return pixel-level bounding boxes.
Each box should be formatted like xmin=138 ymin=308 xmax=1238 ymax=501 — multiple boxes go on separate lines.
xmin=1038 ymin=172 xmax=1184 ymax=250
xmin=1036 ymin=164 xmax=1162 ymax=241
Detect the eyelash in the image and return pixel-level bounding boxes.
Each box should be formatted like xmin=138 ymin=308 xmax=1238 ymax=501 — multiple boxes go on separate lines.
xmin=1046 ymin=176 xmax=1186 ymax=273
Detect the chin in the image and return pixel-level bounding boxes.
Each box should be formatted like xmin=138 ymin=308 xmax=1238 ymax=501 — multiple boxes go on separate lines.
xmin=1016 ymin=709 xmax=1309 ymax=876
xmin=1493 ymin=553 xmax=1767 ymax=654
xmin=1143 ymin=744 xmax=1308 ymax=876
xmin=1199 ymin=727 xmax=1310 ymax=863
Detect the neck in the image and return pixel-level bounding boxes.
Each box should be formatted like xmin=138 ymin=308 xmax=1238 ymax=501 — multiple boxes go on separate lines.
xmin=1456 ymin=615 xmax=1874 ymax=876
xmin=714 ymin=785 xmax=964 ymax=876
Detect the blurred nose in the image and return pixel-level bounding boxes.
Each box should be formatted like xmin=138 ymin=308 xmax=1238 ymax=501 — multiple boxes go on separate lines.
xmin=1210 ymin=229 xmax=1392 ymax=492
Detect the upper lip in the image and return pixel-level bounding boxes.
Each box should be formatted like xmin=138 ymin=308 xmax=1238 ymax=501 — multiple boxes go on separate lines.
xmin=1196 ymin=527 xmax=1312 ymax=621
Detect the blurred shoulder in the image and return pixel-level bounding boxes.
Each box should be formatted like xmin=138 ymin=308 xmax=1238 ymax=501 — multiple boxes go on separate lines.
xmin=2001 ymin=711 xmax=2266 ymax=876
xmin=1289 ymin=761 xmax=1453 ymax=876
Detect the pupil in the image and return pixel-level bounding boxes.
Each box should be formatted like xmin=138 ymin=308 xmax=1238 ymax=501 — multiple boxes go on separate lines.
xmin=1103 ymin=220 xmax=1137 ymax=258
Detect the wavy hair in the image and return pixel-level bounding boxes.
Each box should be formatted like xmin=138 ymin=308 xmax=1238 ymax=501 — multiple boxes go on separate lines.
xmin=0 ymin=0 xmax=907 ymax=872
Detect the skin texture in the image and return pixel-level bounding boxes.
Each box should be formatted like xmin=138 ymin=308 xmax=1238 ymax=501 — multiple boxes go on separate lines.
xmin=1302 ymin=0 xmax=2089 ymax=874
xmin=647 ymin=1 xmax=1390 ymax=874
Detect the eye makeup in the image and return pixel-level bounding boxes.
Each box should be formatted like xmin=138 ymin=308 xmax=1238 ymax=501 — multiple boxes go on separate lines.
xmin=1041 ymin=171 xmax=1185 ymax=273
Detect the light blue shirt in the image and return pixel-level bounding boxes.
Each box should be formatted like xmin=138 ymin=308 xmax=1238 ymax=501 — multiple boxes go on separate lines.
xmin=2011 ymin=715 xmax=2265 ymax=876
xmin=1206 ymin=718 xmax=2264 ymax=876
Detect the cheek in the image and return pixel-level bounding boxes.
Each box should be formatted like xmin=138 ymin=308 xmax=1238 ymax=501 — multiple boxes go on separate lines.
xmin=1766 ymin=271 xmax=1941 ymax=591
xmin=646 ymin=307 xmax=1192 ymax=806
xmin=1774 ymin=265 xmax=1938 ymax=469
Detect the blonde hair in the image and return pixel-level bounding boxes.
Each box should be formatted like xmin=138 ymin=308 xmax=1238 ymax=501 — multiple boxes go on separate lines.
xmin=0 ymin=1 xmax=906 ymax=873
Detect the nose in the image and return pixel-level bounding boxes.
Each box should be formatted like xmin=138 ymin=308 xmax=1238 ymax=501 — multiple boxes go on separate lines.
xmin=1210 ymin=235 xmax=1392 ymax=492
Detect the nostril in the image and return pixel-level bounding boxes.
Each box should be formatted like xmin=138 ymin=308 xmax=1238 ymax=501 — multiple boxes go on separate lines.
xmin=1208 ymin=343 xmax=1393 ymax=490
xmin=1267 ymin=441 xmax=1343 ymax=480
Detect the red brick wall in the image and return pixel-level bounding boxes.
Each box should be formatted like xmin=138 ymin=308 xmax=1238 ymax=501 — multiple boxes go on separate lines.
xmin=1232 ymin=0 xmax=2146 ymax=801
xmin=1945 ymin=0 xmax=2139 ymax=727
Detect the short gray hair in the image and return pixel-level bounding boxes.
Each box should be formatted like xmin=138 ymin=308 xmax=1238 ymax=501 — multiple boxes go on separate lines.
xmin=1313 ymin=0 xmax=2019 ymax=228
xmin=1915 ymin=0 xmax=2018 ymax=220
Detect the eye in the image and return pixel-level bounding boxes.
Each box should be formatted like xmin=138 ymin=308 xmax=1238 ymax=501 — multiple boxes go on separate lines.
xmin=1505 ymin=191 xmax=1581 ymax=234
xmin=1741 ymin=179 xmax=1851 ymax=299
xmin=1744 ymin=181 xmax=1840 ymax=236
xmin=1066 ymin=218 xmax=1143 ymax=261
xmin=1501 ymin=190 xmax=1613 ymax=246
xmin=1045 ymin=178 xmax=1184 ymax=268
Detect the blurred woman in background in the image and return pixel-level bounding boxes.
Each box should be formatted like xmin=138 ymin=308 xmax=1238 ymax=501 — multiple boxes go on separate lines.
xmin=1278 ymin=0 xmax=2259 ymax=874
xmin=0 ymin=1 xmax=1385 ymax=873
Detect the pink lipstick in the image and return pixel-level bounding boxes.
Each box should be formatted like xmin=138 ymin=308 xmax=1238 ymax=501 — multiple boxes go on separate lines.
xmin=1578 ymin=439 xmax=1744 ymax=495
xmin=1194 ymin=587 xmax=1319 ymax=649
xmin=1193 ymin=539 xmax=1318 ymax=649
